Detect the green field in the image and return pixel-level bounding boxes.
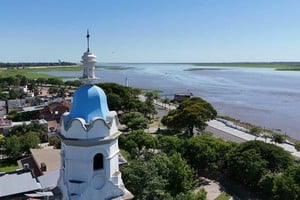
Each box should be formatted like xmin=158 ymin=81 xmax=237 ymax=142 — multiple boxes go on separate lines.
xmin=193 ymin=62 xmax=300 ymax=71
xmin=0 ymin=65 xmax=82 ymax=79
xmin=0 ymin=65 xmax=133 ymax=79
xmin=184 ymin=68 xmax=227 ymax=71
xmin=96 ymin=65 xmax=133 ymax=70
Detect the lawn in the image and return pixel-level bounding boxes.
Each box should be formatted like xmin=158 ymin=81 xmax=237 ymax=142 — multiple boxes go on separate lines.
xmin=0 ymin=159 xmax=19 ymax=172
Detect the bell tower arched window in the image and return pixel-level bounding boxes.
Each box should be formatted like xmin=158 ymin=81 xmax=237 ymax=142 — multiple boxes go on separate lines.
xmin=93 ymin=153 xmax=104 ymax=170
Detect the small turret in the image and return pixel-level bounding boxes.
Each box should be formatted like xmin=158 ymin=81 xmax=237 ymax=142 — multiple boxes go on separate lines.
xmin=80 ymin=30 xmax=99 ymax=84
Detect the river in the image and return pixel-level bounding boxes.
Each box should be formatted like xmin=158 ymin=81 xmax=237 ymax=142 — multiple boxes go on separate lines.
xmin=43 ymin=63 xmax=300 ymax=140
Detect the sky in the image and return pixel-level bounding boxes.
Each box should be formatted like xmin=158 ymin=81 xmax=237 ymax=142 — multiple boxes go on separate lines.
xmin=0 ymin=0 xmax=300 ymax=63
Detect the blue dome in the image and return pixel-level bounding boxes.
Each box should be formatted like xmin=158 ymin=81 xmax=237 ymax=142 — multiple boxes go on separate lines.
xmin=69 ymin=84 xmax=109 ymax=123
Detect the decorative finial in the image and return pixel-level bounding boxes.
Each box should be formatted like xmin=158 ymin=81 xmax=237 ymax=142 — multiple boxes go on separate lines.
xmin=86 ymin=29 xmax=90 ymax=52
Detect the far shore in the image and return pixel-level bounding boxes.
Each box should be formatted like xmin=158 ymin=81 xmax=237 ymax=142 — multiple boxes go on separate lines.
xmin=193 ymin=62 xmax=300 ymax=71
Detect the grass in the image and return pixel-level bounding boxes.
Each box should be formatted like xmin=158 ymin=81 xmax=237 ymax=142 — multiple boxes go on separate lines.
xmin=276 ymin=68 xmax=300 ymax=71
xmin=0 ymin=159 xmax=19 ymax=172
xmin=0 ymin=68 xmax=54 ymax=79
xmin=193 ymin=62 xmax=300 ymax=70
xmin=0 ymin=65 xmax=82 ymax=79
xmin=215 ymin=192 xmax=231 ymax=200
xmin=0 ymin=65 xmax=133 ymax=79
xmin=96 ymin=65 xmax=133 ymax=70
xmin=184 ymin=68 xmax=227 ymax=71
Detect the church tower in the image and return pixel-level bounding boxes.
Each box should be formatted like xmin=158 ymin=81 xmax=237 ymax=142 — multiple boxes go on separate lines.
xmin=57 ymin=31 xmax=133 ymax=200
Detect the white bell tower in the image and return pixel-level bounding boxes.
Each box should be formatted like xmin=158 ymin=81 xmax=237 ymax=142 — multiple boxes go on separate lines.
xmin=57 ymin=31 xmax=133 ymax=200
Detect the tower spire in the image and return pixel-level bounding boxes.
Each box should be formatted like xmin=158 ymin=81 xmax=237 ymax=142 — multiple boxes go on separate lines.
xmin=81 ymin=30 xmax=98 ymax=84
xmin=87 ymin=29 xmax=90 ymax=52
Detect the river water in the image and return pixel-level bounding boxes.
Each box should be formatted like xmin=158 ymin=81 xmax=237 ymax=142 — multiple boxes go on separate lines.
xmin=43 ymin=63 xmax=300 ymax=140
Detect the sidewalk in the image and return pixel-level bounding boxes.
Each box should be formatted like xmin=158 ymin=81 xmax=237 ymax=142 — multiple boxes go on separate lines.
xmin=208 ymin=120 xmax=300 ymax=158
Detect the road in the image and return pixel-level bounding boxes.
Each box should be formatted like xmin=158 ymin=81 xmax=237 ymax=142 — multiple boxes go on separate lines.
xmin=205 ymin=126 xmax=246 ymax=143
xmin=153 ymin=103 xmax=245 ymax=143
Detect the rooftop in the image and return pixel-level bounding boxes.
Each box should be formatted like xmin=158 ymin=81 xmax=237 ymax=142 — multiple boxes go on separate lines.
xmin=0 ymin=169 xmax=41 ymax=198
xmin=30 ymin=148 xmax=61 ymax=175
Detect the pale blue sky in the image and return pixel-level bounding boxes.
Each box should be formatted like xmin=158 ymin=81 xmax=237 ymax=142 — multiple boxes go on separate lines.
xmin=0 ymin=0 xmax=300 ymax=63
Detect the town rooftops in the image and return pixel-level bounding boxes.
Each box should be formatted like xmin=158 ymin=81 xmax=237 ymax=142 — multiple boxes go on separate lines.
xmin=0 ymin=169 xmax=41 ymax=198
xmin=30 ymin=148 xmax=61 ymax=175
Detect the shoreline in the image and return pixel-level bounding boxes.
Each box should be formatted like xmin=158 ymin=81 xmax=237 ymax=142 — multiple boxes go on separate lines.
xmin=1 ymin=64 xmax=299 ymax=140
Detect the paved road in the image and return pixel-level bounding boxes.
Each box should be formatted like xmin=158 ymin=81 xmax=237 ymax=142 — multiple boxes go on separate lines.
xmin=205 ymin=126 xmax=246 ymax=143
xmin=148 ymin=96 xmax=300 ymax=158
xmin=153 ymin=104 xmax=246 ymax=143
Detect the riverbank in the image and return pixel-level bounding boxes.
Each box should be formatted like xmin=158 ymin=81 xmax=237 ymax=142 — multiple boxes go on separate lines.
xmin=193 ymin=62 xmax=300 ymax=71
xmin=2 ymin=63 xmax=300 ymax=140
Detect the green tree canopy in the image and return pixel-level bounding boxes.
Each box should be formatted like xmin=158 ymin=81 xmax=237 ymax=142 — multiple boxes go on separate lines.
xmin=272 ymin=133 xmax=285 ymax=144
xmin=119 ymin=130 xmax=157 ymax=158
xmin=19 ymin=132 xmax=40 ymax=155
xmin=48 ymin=135 xmax=61 ymax=149
xmin=98 ymin=82 xmax=141 ymax=112
xmin=162 ymin=97 xmax=217 ymax=136
xmin=119 ymin=112 xmax=149 ymax=131
xmin=121 ymin=153 xmax=196 ymax=199
xmin=183 ymin=134 xmax=234 ymax=172
xmin=157 ymin=135 xmax=184 ymax=155
xmin=2 ymin=135 xmax=21 ymax=158
xmin=226 ymin=140 xmax=294 ymax=188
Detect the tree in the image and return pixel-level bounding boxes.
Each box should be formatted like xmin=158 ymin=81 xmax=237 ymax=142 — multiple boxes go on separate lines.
xmin=227 ymin=148 xmax=268 ymax=187
xmin=119 ymin=112 xmax=149 ymax=131
xmin=143 ymin=91 xmax=158 ymax=118
xmin=7 ymin=121 xmax=48 ymax=142
xmin=119 ymin=130 xmax=157 ymax=158
xmin=36 ymin=77 xmax=47 ymax=86
xmin=259 ymin=170 xmax=300 ymax=200
xmin=121 ymin=153 xmax=195 ymax=199
xmin=64 ymin=80 xmax=83 ymax=87
xmin=106 ymin=93 xmax=123 ymax=111
xmin=174 ymin=188 xmax=207 ymax=200
xmin=249 ymin=126 xmax=262 ymax=136
xmin=2 ymin=135 xmax=21 ymax=158
xmin=162 ymin=97 xmax=217 ymax=136
xmin=183 ymin=134 xmax=234 ymax=172
xmin=20 ymin=132 xmax=40 ymax=155
xmin=225 ymin=140 xmax=294 ymax=188
xmin=18 ymin=75 xmax=28 ymax=86
xmin=166 ymin=153 xmax=195 ymax=195
xmin=157 ymin=135 xmax=184 ymax=155
xmin=273 ymin=133 xmax=285 ymax=144
xmin=48 ymin=135 xmax=61 ymax=149
xmin=47 ymin=78 xmax=63 ymax=86
xmin=271 ymin=173 xmax=299 ymax=200
xmin=98 ymin=82 xmax=141 ymax=112
xmin=9 ymin=89 xmax=24 ymax=99
xmin=121 ymin=158 xmax=169 ymax=200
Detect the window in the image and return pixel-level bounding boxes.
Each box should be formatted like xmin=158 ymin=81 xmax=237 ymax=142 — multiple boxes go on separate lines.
xmin=93 ymin=153 xmax=104 ymax=170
